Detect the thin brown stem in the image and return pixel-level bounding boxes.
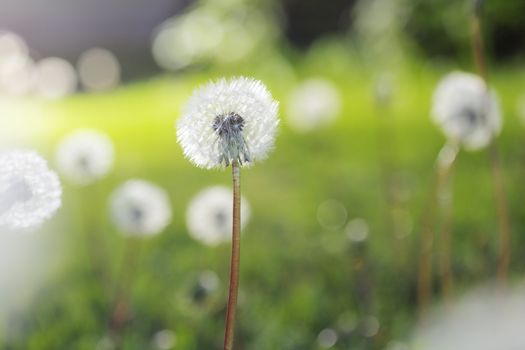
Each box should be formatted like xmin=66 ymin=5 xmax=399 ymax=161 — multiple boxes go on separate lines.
xmin=224 ymin=160 xmax=241 ymax=350
xmin=417 ymin=142 xmax=458 ymax=317
xmin=470 ymin=2 xmax=511 ymax=283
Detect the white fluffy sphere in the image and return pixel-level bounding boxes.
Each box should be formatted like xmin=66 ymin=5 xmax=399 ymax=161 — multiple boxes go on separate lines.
xmin=176 ymin=77 xmax=279 ymax=169
xmin=432 ymin=71 xmax=502 ymax=150
xmin=110 ymin=179 xmax=172 ymax=237
xmin=0 ymin=150 xmax=62 ymax=230
xmin=286 ymin=78 xmax=341 ymax=132
xmin=186 ymin=186 xmax=250 ymax=246
xmin=55 ymin=129 xmax=114 ymax=185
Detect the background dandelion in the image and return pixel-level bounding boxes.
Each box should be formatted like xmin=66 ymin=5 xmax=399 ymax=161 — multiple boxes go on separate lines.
xmin=0 ymin=150 xmax=61 ymax=231
xmin=110 ymin=179 xmax=172 ymax=236
xmin=286 ymin=78 xmax=342 ymax=133
xmin=55 ymin=129 xmax=114 ymax=186
xmin=186 ymin=186 xmax=251 ymax=246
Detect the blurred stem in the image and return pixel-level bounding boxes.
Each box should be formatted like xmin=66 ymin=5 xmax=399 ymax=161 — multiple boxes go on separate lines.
xmin=224 ymin=160 xmax=241 ymax=350
xmin=437 ymin=162 xmax=455 ymax=302
xmin=417 ymin=142 xmax=458 ymax=317
xmin=471 ymin=2 xmax=510 ymax=283
xmin=108 ymin=237 xmax=142 ymax=349
xmin=489 ymin=142 xmax=510 ymax=282
xmin=376 ymin=100 xmax=402 ymax=252
xmin=81 ymin=185 xmax=110 ymax=293
xmin=470 ymin=10 xmax=487 ymax=83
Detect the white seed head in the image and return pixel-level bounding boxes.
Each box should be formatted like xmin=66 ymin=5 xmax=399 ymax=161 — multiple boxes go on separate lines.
xmin=110 ymin=179 xmax=172 ymax=237
xmin=412 ymin=284 xmax=525 ymax=350
xmin=286 ymin=78 xmax=342 ymax=132
xmin=0 ymin=150 xmax=62 ymax=231
xmin=432 ymin=71 xmax=502 ymax=151
xmin=186 ymin=186 xmax=250 ymax=246
xmin=176 ymin=77 xmax=279 ymax=169
xmin=55 ymin=129 xmax=114 ymax=186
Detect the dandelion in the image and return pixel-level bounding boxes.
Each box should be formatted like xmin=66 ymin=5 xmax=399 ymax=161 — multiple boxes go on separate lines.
xmin=187 ymin=186 xmax=251 ymax=246
xmin=468 ymin=0 xmax=510 ymax=284
xmin=109 ymin=179 xmax=172 ymax=237
xmin=432 ymin=71 xmax=501 ymax=151
xmin=176 ymin=76 xmax=279 ymax=350
xmin=419 ymin=68 xmax=505 ymax=314
xmin=0 ymin=150 xmax=61 ymax=231
xmin=107 ymin=179 xmax=172 ymax=347
xmin=55 ymin=129 xmax=114 ymax=186
xmin=286 ymin=78 xmax=341 ymax=133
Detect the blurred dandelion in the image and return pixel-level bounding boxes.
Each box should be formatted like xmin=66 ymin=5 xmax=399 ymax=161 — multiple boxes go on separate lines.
xmin=186 ymin=186 xmax=250 ymax=246
xmin=432 ymin=71 xmax=501 ymax=151
xmin=418 ymin=67 xmax=505 ymax=313
xmin=286 ymin=78 xmax=341 ymax=133
xmin=55 ymin=129 xmax=114 ymax=186
xmin=107 ymin=179 xmax=172 ymax=346
xmin=110 ymin=179 xmax=172 ymax=236
xmin=0 ymin=150 xmax=61 ymax=231
xmin=176 ymin=76 xmax=278 ymax=350
xmin=412 ymin=284 xmax=525 ymax=350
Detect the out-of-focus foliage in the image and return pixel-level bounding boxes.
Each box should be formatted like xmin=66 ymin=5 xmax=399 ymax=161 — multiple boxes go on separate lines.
xmin=404 ymin=0 xmax=525 ymax=61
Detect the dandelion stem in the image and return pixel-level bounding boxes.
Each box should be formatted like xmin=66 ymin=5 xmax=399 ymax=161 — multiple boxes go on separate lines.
xmin=470 ymin=0 xmax=511 ymax=283
xmin=489 ymin=142 xmax=510 ymax=282
xmin=437 ymin=164 xmax=455 ymax=302
xmin=417 ymin=142 xmax=458 ymax=317
xmin=224 ymin=160 xmax=241 ymax=350
xmin=107 ymin=237 xmax=142 ymax=349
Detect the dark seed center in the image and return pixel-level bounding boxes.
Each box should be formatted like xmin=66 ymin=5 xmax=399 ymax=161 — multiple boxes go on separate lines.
xmin=212 ymin=113 xmax=245 ymax=137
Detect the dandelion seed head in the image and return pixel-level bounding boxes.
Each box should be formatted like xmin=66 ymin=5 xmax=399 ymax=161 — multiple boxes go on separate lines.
xmin=0 ymin=150 xmax=62 ymax=231
xmin=286 ymin=78 xmax=341 ymax=132
xmin=56 ymin=129 xmax=114 ymax=186
xmin=432 ymin=71 xmax=501 ymax=151
xmin=186 ymin=186 xmax=250 ymax=246
xmin=110 ymin=179 xmax=172 ymax=237
xmin=176 ymin=77 xmax=279 ymax=169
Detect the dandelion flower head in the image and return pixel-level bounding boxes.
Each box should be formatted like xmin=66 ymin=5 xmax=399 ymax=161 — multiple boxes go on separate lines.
xmin=55 ymin=129 xmax=114 ymax=185
xmin=432 ymin=71 xmax=501 ymax=151
xmin=186 ymin=186 xmax=250 ymax=246
xmin=110 ymin=179 xmax=172 ymax=237
xmin=0 ymin=150 xmax=62 ymax=231
xmin=176 ymin=77 xmax=279 ymax=169
xmin=286 ymin=78 xmax=341 ymax=132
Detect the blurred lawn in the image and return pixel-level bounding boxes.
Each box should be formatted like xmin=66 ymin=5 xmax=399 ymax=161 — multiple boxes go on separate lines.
xmin=2 ymin=42 xmax=525 ymax=349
